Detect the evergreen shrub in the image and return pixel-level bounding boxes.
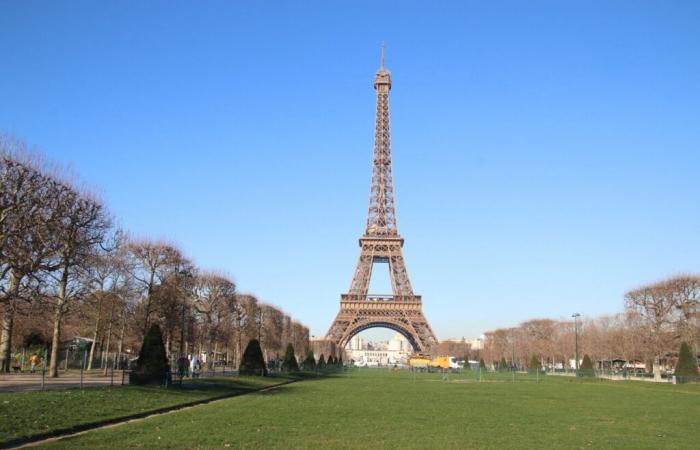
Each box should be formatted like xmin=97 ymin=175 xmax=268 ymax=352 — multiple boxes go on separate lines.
xmin=239 ymin=339 xmax=267 ymax=376
xmin=130 ymin=324 xmax=170 ymax=385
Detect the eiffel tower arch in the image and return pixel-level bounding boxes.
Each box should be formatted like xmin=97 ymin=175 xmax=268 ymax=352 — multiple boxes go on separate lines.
xmin=325 ymin=47 xmax=438 ymax=353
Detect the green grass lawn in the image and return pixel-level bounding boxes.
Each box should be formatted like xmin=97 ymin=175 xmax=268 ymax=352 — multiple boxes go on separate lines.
xmin=33 ymin=369 xmax=700 ymax=449
xmin=0 ymin=375 xmax=286 ymax=444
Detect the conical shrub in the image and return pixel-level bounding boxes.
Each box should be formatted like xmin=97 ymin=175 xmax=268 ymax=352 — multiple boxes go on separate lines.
xmin=675 ymin=341 xmax=697 ymax=378
xmin=239 ymin=339 xmax=267 ymax=376
xmin=130 ymin=324 xmax=170 ymax=385
xmin=580 ymin=354 xmax=594 ymax=377
xmin=281 ymin=343 xmax=299 ymax=372
xmin=302 ymin=351 xmax=316 ymax=371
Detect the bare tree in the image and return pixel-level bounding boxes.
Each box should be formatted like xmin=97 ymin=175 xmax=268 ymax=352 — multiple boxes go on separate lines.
xmin=292 ymin=322 xmax=309 ymax=361
xmin=625 ymin=280 xmax=678 ymax=370
xmin=259 ymin=304 xmax=284 ymax=361
xmin=0 ymin=142 xmax=63 ymax=372
xmin=83 ymin=230 xmax=127 ymax=370
xmin=191 ymin=273 xmax=236 ymax=368
xmin=47 ymin=186 xmax=111 ymax=377
xmin=1 ymin=136 xmax=312 ymax=377
xmin=668 ymin=275 xmax=700 ymax=351
xmin=125 ymin=240 xmax=185 ymax=336
xmin=231 ymin=294 xmax=258 ymax=366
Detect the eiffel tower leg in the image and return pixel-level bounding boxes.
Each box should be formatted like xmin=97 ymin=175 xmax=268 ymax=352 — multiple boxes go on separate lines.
xmin=349 ymin=254 xmax=373 ymax=296
xmin=389 ymin=254 xmax=413 ymax=297
xmin=326 ymin=309 xmax=356 ymax=345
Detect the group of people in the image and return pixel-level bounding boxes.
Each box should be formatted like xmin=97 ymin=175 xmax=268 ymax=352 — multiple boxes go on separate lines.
xmin=176 ymin=354 xmax=203 ymax=379
xmin=10 ymin=353 xmax=43 ymax=373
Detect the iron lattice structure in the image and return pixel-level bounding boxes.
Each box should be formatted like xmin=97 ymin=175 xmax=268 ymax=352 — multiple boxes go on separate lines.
xmin=325 ymin=51 xmax=438 ymax=353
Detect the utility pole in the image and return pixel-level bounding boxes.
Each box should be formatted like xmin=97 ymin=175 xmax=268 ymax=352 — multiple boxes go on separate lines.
xmin=572 ymin=313 xmax=581 ymax=372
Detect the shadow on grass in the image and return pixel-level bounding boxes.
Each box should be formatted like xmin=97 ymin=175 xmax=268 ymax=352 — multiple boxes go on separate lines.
xmin=252 ymin=385 xmax=292 ymax=396
xmin=175 ymin=378 xmax=272 ymax=391
xmin=0 ymin=377 xmax=302 ymax=450
xmin=283 ymin=370 xmax=346 ymax=381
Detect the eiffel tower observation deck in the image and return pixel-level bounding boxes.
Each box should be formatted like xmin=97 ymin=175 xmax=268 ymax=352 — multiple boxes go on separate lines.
xmin=325 ymin=47 xmax=438 ymax=353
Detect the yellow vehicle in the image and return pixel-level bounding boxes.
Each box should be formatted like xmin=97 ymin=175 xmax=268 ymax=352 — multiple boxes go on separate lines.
xmin=408 ymin=354 xmax=431 ymax=369
xmin=429 ymin=356 xmax=462 ymax=370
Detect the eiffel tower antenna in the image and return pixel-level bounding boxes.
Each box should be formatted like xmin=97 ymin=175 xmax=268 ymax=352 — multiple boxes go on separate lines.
xmin=380 ymin=41 xmax=386 ymax=70
xmin=325 ymin=52 xmax=438 ymax=354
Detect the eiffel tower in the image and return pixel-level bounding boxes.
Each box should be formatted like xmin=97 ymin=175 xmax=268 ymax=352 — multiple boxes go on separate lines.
xmin=325 ymin=47 xmax=438 ymax=353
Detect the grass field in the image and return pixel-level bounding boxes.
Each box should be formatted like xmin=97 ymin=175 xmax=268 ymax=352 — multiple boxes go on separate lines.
xmin=0 ymin=376 xmax=286 ymax=444
xmin=32 ymin=369 xmax=700 ymax=449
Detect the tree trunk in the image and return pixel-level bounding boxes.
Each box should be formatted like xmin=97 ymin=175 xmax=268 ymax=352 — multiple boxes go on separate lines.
xmin=204 ymin=322 xmax=213 ymax=369
xmin=102 ymin=305 xmax=114 ymax=375
xmin=102 ymin=314 xmax=112 ymax=375
xmin=0 ymin=271 xmax=20 ymax=373
xmin=49 ymin=304 xmax=64 ymax=377
xmin=49 ymin=267 xmax=69 ymax=378
xmin=116 ymin=308 xmax=126 ymax=369
xmin=142 ymin=271 xmax=156 ymax=336
xmin=87 ymin=295 xmax=103 ymax=371
xmin=236 ymin=334 xmax=242 ymax=368
xmin=0 ymin=303 xmax=14 ymax=373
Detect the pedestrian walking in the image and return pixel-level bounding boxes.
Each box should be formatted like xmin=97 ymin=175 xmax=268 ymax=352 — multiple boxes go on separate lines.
xmin=29 ymin=354 xmax=41 ymax=374
xmin=190 ymin=355 xmax=200 ymax=378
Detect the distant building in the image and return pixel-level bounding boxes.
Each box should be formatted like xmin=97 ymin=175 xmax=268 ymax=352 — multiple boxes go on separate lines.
xmin=388 ymin=333 xmax=412 ymax=353
xmin=466 ymin=337 xmax=485 ymax=350
xmin=348 ymin=335 xmax=364 ymax=351
xmin=345 ymin=333 xmax=412 ymax=366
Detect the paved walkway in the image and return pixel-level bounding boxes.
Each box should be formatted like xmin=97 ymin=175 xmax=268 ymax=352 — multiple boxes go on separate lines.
xmin=0 ymin=370 xmax=127 ymax=392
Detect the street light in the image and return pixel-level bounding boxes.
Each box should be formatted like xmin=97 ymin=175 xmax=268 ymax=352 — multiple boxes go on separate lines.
xmin=572 ymin=313 xmax=581 ymax=372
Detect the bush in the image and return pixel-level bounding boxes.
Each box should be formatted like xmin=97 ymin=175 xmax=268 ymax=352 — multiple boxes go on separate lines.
xmin=529 ymin=355 xmax=541 ymax=371
xmin=302 ymin=351 xmax=316 ymax=371
xmin=579 ymin=354 xmax=594 ymax=377
xmin=281 ymin=343 xmax=299 ymax=372
xmin=239 ymin=339 xmax=267 ymax=376
xmin=318 ymin=354 xmax=326 ymax=369
xmin=499 ymin=357 xmax=508 ymax=371
xmin=675 ymin=341 xmax=697 ymax=379
xmin=130 ymin=324 xmax=170 ymax=385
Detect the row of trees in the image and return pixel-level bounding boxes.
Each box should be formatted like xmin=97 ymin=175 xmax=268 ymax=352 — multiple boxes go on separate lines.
xmin=481 ymin=275 xmax=700 ymax=371
xmin=0 ymin=136 xmax=309 ymax=376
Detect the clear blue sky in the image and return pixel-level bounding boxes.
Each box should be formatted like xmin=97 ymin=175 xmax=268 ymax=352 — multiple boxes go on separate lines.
xmin=2 ymin=1 xmax=699 ymax=341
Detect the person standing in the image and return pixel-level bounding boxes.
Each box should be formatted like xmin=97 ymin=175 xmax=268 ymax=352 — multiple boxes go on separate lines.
xmin=190 ymin=355 xmax=200 ymax=378
xmin=29 ymin=354 xmax=41 ymax=374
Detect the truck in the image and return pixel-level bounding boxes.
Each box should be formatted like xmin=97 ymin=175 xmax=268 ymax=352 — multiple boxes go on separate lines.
xmin=408 ymin=354 xmax=431 ymax=369
xmin=408 ymin=355 xmax=462 ymax=371
xmin=429 ymin=356 xmax=462 ymax=371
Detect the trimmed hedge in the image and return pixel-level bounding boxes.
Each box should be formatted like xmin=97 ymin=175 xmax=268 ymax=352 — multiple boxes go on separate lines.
xmin=281 ymin=343 xmax=299 ymax=372
xmin=579 ymin=354 xmax=594 ymax=377
xmin=130 ymin=324 xmax=170 ymax=385
xmin=675 ymin=341 xmax=697 ymax=378
xmin=239 ymin=339 xmax=267 ymax=376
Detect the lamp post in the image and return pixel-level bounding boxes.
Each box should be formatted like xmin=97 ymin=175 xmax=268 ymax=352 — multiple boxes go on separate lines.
xmin=572 ymin=313 xmax=581 ymax=372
